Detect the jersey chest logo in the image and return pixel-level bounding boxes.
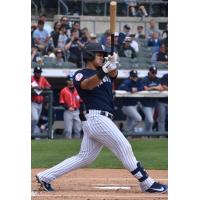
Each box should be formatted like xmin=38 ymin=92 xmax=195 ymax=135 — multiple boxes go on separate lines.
xmin=97 ymin=76 xmax=111 ymax=87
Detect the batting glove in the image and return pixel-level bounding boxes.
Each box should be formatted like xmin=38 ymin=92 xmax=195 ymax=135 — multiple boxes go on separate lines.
xmin=102 ymin=61 xmax=117 ymax=73
xmin=105 ymin=52 xmax=119 ymax=63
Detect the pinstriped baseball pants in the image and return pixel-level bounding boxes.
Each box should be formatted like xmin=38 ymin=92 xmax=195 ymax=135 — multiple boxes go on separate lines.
xmin=37 ymin=110 xmax=154 ymax=189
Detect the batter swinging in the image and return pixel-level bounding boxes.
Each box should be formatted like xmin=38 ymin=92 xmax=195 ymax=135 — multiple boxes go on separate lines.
xmin=36 ymin=42 xmax=167 ymax=193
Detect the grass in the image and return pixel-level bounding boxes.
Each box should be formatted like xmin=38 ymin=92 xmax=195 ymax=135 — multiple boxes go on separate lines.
xmin=31 ymin=138 xmax=168 ymax=170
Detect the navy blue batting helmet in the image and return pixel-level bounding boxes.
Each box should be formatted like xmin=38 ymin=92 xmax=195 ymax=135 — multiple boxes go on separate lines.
xmin=66 ymin=74 xmax=74 ymax=81
xmin=83 ymin=42 xmax=107 ymax=62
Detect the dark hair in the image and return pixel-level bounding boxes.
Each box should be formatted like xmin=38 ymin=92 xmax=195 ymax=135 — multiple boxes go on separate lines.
xmin=38 ymin=20 xmax=44 ymax=25
xmin=53 ymin=21 xmax=61 ymax=31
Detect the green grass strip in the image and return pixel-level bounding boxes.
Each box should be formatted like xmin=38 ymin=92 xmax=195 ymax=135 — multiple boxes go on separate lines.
xmin=32 ymin=138 xmax=168 ymax=170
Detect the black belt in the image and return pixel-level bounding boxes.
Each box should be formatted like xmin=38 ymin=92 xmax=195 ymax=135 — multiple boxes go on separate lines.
xmin=86 ymin=110 xmax=114 ymax=120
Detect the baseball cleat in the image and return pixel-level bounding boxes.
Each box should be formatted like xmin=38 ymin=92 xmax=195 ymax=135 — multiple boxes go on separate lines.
xmin=145 ymin=182 xmax=168 ymax=193
xmin=36 ymin=175 xmax=54 ymax=191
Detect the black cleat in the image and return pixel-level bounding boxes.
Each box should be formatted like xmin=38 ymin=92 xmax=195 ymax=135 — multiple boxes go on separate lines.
xmin=145 ymin=182 xmax=168 ymax=193
xmin=36 ymin=175 xmax=54 ymax=192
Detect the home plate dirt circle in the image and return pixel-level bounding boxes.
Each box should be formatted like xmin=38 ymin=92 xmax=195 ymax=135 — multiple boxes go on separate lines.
xmin=32 ymin=168 xmax=168 ymax=200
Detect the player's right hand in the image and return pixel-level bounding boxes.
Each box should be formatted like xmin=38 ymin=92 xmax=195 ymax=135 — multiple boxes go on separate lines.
xmin=105 ymin=52 xmax=118 ymax=63
xmin=102 ymin=61 xmax=117 ymax=73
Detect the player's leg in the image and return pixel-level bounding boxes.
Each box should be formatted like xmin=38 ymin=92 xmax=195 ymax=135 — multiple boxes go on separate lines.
xmin=86 ymin=115 xmax=166 ymax=192
xmin=31 ymin=102 xmax=42 ymax=134
xmin=142 ymin=106 xmax=155 ymax=132
xmin=36 ymin=122 xmax=103 ymax=185
xmin=122 ymin=106 xmax=142 ymax=131
xmin=72 ymin=110 xmax=81 ymax=139
xmin=63 ymin=110 xmax=73 ymax=139
xmin=157 ymin=102 xmax=168 ymax=132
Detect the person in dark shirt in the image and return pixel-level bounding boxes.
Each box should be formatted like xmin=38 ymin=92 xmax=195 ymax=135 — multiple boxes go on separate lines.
xmin=118 ymin=36 xmax=136 ymax=59
xmin=140 ymin=66 xmax=162 ymax=132
xmin=151 ymin=44 xmax=168 ymax=64
xmin=118 ymin=24 xmax=131 ymax=46
xmin=65 ymin=28 xmax=85 ymax=68
xmin=118 ymin=70 xmax=143 ymax=132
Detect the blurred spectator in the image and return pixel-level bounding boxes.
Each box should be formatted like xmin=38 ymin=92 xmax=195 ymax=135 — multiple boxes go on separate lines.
xmin=157 ymin=44 xmax=168 ymax=64
xmin=147 ymin=32 xmax=161 ymax=54
xmin=80 ymin=27 xmax=91 ymax=43
xmin=57 ymin=24 xmax=69 ymax=56
xmin=146 ymin=19 xmax=161 ymax=39
xmin=31 ymin=66 xmax=51 ymax=135
xmin=46 ymin=46 xmax=56 ymax=59
xmin=104 ymin=35 xmax=118 ymax=54
xmin=162 ymin=24 xmax=168 ymax=39
xmin=51 ymin=21 xmax=62 ymax=48
xmin=140 ymin=66 xmax=162 ymax=132
xmin=161 ymin=24 xmax=168 ymax=52
xmin=99 ymin=29 xmax=111 ymax=46
xmin=151 ymin=44 xmax=168 ymax=64
xmin=32 ymin=20 xmax=50 ymax=54
xmin=118 ymin=70 xmax=143 ymax=132
xmin=65 ymin=29 xmax=85 ymax=68
xmin=54 ymin=48 xmax=65 ymax=67
xmin=135 ymin=25 xmax=145 ymax=39
xmin=125 ymin=1 xmax=148 ymax=17
xmin=157 ymin=73 xmax=168 ymax=133
xmin=59 ymin=75 xmax=81 ymax=139
xmin=118 ymin=36 xmax=136 ymax=59
xmin=39 ymin=14 xmax=53 ymax=35
xmin=31 ymin=22 xmax=38 ymax=47
xmin=118 ymin=24 xmax=131 ymax=46
xmin=89 ymin=33 xmax=97 ymax=43
xmin=60 ymin=16 xmax=72 ymax=37
xmin=129 ymin=34 xmax=139 ymax=53
xmin=31 ymin=46 xmax=41 ymax=62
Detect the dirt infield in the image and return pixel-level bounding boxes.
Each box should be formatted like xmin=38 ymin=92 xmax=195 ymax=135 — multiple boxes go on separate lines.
xmin=32 ymin=168 xmax=168 ymax=200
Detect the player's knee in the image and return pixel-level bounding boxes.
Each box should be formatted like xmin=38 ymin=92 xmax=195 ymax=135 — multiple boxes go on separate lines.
xmin=146 ymin=117 xmax=154 ymax=124
xmin=135 ymin=115 xmax=142 ymax=122
xmin=77 ymin=152 xmax=95 ymax=165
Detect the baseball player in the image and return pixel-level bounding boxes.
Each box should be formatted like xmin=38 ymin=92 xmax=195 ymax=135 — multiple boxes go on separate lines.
xmin=140 ymin=66 xmax=163 ymax=132
xmin=59 ymin=74 xmax=81 ymax=139
xmin=157 ymin=73 xmax=168 ymax=132
xmin=36 ymin=42 xmax=167 ymax=193
xmin=31 ymin=66 xmax=51 ymax=135
xmin=118 ymin=70 xmax=143 ymax=132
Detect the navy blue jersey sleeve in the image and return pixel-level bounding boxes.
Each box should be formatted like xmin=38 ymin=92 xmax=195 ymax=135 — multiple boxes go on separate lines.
xmin=136 ymin=78 xmax=144 ymax=91
xmin=160 ymin=74 xmax=168 ymax=86
xmin=73 ymin=70 xmax=88 ymax=90
xmin=118 ymin=79 xmax=132 ymax=92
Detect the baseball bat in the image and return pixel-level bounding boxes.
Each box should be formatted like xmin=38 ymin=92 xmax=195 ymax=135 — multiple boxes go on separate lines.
xmin=110 ymin=1 xmax=117 ymax=55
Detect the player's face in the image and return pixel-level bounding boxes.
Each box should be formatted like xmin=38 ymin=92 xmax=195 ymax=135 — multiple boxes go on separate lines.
xmin=67 ymin=80 xmax=74 ymax=88
xmin=148 ymin=71 xmax=157 ymax=80
xmin=93 ymin=52 xmax=104 ymax=68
